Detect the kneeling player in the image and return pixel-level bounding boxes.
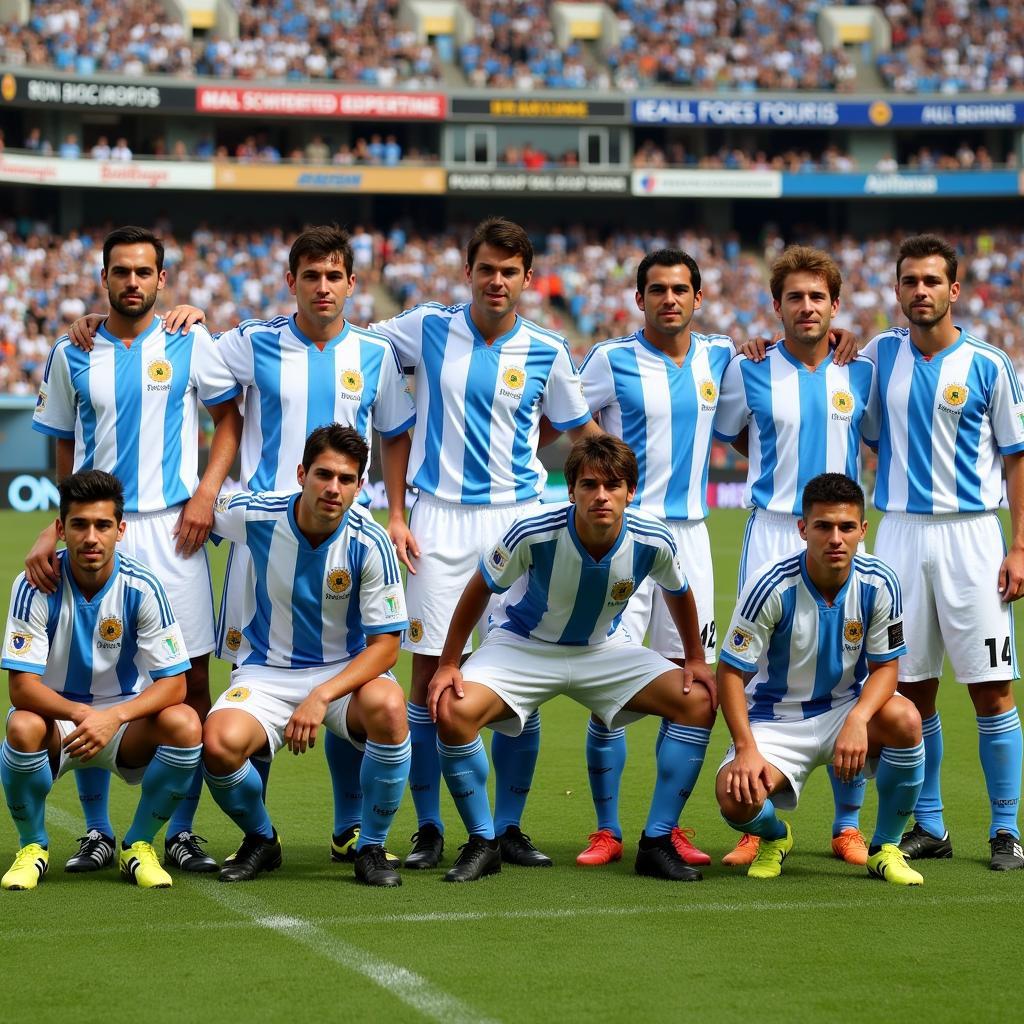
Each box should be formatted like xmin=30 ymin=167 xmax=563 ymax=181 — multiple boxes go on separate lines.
xmin=202 ymin=425 xmax=410 ymax=886
xmin=428 ymin=435 xmax=716 ymax=883
xmin=716 ymin=473 xmax=926 ymax=885
xmin=1 ymin=470 xmax=201 ymax=890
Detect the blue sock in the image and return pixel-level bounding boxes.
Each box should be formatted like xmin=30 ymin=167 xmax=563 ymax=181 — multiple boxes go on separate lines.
xmin=726 ymin=799 xmax=788 ymax=841
xmin=871 ymin=742 xmax=926 ymax=848
xmin=644 ymin=723 xmax=710 ymax=838
xmin=250 ymin=756 xmax=271 ymax=801
xmin=75 ymin=768 xmax=113 ymax=837
xmin=585 ymin=720 xmax=626 ymax=837
xmin=492 ymin=711 xmax=540 ymax=835
xmin=203 ymin=762 xmax=274 ymax=839
xmin=125 ymin=745 xmax=203 ymax=847
xmin=915 ymin=712 xmax=946 ymax=837
xmin=166 ymin=765 xmax=204 ymax=837
xmin=325 ymin=729 xmax=364 ymax=834
xmin=438 ymin=736 xmax=494 ymax=839
xmin=978 ymin=708 xmax=1023 ymax=839
xmin=408 ymin=702 xmax=443 ymax=832
xmin=827 ymin=764 xmax=866 ymax=835
xmin=655 ymin=718 xmax=668 ymax=755
xmin=356 ymin=737 xmax=411 ymax=849
xmin=0 ymin=742 xmax=52 ymax=847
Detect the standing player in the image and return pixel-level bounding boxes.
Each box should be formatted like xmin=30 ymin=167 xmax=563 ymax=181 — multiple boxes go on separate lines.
xmin=713 ymin=245 xmax=879 ymax=867
xmin=716 ymin=473 xmax=926 ymax=885
xmin=428 ymin=435 xmax=716 ymax=882
xmin=863 ymin=235 xmax=1024 ymax=870
xmin=574 ymin=249 xmax=733 ymax=867
xmin=25 ymin=227 xmax=242 ymax=875
xmin=201 ymin=425 xmax=411 ymax=886
xmin=371 ymin=218 xmax=599 ymax=869
xmin=2 ymin=470 xmax=202 ymax=890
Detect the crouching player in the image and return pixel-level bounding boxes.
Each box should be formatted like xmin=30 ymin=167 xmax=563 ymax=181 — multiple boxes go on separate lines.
xmin=428 ymin=435 xmax=716 ymax=883
xmin=1 ymin=470 xmax=201 ymax=890
xmin=716 ymin=473 xmax=926 ymax=885
xmin=202 ymin=424 xmax=410 ymax=886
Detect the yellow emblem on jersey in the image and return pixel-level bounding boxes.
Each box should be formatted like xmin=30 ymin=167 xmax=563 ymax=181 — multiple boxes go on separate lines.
xmin=225 ymin=687 xmax=250 ymax=703
xmin=327 ymin=568 xmax=351 ymax=594
xmin=341 ymin=369 xmax=363 ymax=393
xmin=942 ymin=383 xmax=968 ymax=407
xmin=502 ymin=366 xmax=526 ymax=390
xmin=147 ymin=359 xmax=172 ymax=383
xmin=225 ymin=627 xmax=242 ymax=652
xmin=408 ymin=619 xmax=424 ymax=643
xmin=831 ymin=390 xmax=854 ymax=414
xmin=844 ymin=620 xmax=864 ymax=645
xmin=610 ymin=579 xmax=635 ymax=602
xmin=729 ymin=627 xmax=753 ymax=654
xmin=98 ymin=617 xmax=123 ymax=642
xmin=699 ymin=379 xmax=717 ymax=403
xmin=7 ymin=632 xmax=32 ymax=656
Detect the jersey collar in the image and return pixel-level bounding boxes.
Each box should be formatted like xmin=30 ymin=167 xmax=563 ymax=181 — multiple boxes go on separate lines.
xmin=290 ymin=314 xmax=350 ymax=352
xmin=776 ymin=340 xmax=834 ymax=374
xmin=908 ymin=325 xmax=965 ymax=363
xmin=96 ymin=316 xmax=162 ymax=350
xmin=798 ymin=550 xmax=854 ymax=609
xmin=463 ymin=303 xmax=520 ymax=351
xmin=65 ymin=552 xmax=121 ymax=606
xmin=567 ymin=504 xmax=627 ymax=565
xmin=286 ymin=492 xmax=349 ymax=551
xmin=634 ymin=329 xmax=696 ymax=371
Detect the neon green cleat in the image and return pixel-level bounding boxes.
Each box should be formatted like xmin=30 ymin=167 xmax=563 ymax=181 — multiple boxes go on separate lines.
xmin=120 ymin=841 xmax=173 ymax=889
xmin=747 ymin=822 xmax=793 ymax=879
xmin=866 ymin=843 xmax=923 ymax=886
xmin=2 ymin=844 xmax=49 ymax=891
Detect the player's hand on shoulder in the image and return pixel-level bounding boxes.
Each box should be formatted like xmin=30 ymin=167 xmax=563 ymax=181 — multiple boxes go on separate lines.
xmin=828 ymin=327 xmax=860 ymax=366
xmin=284 ymin=688 xmax=330 ymax=755
xmin=25 ymin=523 xmax=60 ymax=593
xmin=163 ymin=304 xmax=206 ymax=334
xmin=67 ymin=313 xmax=106 ymax=351
xmin=998 ymin=547 xmax=1024 ymax=603
xmin=62 ymin=707 xmax=121 ymax=761
xmin=724 ymin=747 xmax=772 ymax=805
xmin=427 ymin=663 xmax=464 ymax=721
xmin=832 ymin=714 xmax=868 ymax=782
xmin=388 ymin=514 xmax=420 ymax=574
xmin=738 ymin=336 xmax=774 ymax=362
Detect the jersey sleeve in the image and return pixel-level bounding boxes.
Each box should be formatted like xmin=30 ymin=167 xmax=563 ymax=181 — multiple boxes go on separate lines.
xmin=650 ymin=541 xmax=689 ymax=596
xmin=32 ymin=341 xmax=77 ymax=439
xmin=370 ymin=306 xmax=427 ymax=368
xmin=865 ymin=568 xmax=907 ymax=662
xmin=540 ymin=341 xmax=592 ymax=431
xmin=211 ymin=491 xmax=253 ymax=545
xmin=718 ymin=575 xmax=781 ymax=673
xmin=371 ymin=339 xmax=416 ymax=436
xmin=2 ymin=575 xmax=50 ymax=675
xmin=191 ymin=324 xmax=243 ymax=407
xmin=578 ymin=345 xmax=616 ymax=416
xmin=356 ymin=524 xmax=409 ymax=635
xmin=210 ymin=325 xmax=256 ymax=388
xmin=134 ymin=583 xmax=191 ymax=680
xmin=987 ymin=355 xmax=1024 ymax=455
xmin=479 ymin=519 xmax=534 ymax=594
xmin=712 ymin=354 xmax=750 ymax=442
xmin=859 ymin=359 xmax=881 ymax=449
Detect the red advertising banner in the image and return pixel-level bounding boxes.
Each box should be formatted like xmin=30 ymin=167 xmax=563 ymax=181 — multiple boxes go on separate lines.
xmin=195 ymin=87 xmax=446 ymax=120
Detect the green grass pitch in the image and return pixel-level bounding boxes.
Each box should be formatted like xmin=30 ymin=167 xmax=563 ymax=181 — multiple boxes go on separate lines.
xmin=0 ymin=507 xmax=1020 ymax=1023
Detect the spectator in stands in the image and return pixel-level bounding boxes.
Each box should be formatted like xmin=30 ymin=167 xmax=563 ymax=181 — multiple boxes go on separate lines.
xmin=58 ymin=133 xmax=80 ymax=159
xmin=305 ymin=135 xmax=330 ymax=164
xmin=110 ymin=137 xmax=133 ymax=161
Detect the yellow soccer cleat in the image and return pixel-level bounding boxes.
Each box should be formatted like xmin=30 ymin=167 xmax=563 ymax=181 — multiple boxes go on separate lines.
xmin=2 ymin=844 xmax=49 ymax=891
xmin=831 ymin=827 xmax=869 ymax=866
xmin=747 ymin=822 xmax=793 ymax=879
xmin=866 ymin=843 xmax=923 ymax=886
xmin=120 ymin=841 xmax=173 ymax=889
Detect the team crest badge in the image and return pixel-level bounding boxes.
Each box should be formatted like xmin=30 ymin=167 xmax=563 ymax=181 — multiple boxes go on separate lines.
xmin=225 ymin=627 xmax=242 ymax=652
xmin=490 ymin=546 xmax=510 ymax=570
xmin=7 ymin=632 xmax=32 ymax=655
xmin=699 ymin=379 xmax=717 ymax=403
xmin=502 ymin=366 xmax=526 ymax=390
xmin=610 ymin=579 xmax=635 ymax=602
xmin=831 ymin=390 xmax=854 ymax=414
xmin=225 ymin=687 xmax=250 ymax=703
xmin=942 ymin=383 xmax=968 ymax=407
xmin=341 ymin=369 xmax=363 ymax=393
xmin=408 ymin=619 xmax=424 ymax=643
xmin=35 ymin=391 xmax=46 ymax=412
xmin=163 ymin=636 xmax=180 ymax=657
xmin=147 ymin=359 xmax=172 ymax=383
xmin=327 ymin=567 xmax=351 ymax=594
xmin=98 ymin=617 xmax=123 ymax=642
xmin=215 ymin=492 xmax=233 ymax=513
xmin=383 ymin=591 xmax=402 ymax=618
xmin=844 ymin=620 xmax=864 ymax=645
xmin=729 ymin=627 xmax=753 ymax=654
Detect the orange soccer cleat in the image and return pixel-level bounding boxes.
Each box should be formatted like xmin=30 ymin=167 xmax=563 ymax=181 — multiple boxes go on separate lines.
xmin=830 ymin=827 xmax=869 ymax=865
xmin=576 ymin=829 xmax=624 ymax=866
xmin=722 ymin=832 xmax=760 ymax=866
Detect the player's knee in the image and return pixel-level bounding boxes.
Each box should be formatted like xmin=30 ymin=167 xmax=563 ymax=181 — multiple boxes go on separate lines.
xmin=969 ymin=681 xmax=1013 ymax=718
xmin=201 ymin=718 xmax=246 ymax=773
xmin=435 ymin=691 xmax=474 ymax=745
xmin=682 ymin=683 xmax=715 ymax=727
xmin=885 ymin=695 xmax=922 ymax=745
xmin=714 ymin=769 xmax=742 ymax=820
xmin=156 ymin=703 xmax=202 ymax=748
xmin=4 ymin=710 xmax=48 ymax=751
xmin=356 ymin=679 xmax=408 ymax=743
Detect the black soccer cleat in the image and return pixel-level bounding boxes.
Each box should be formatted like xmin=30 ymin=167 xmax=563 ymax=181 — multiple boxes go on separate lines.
xmin=989 ymin=829 xmax=1024 ymax=871
xmin=635 ymin=831 xmax=703 ymax=881
xmin=497 ymin=825 xmax=553 ymax=867
xmin=354 ymin=844 xmax=402 ymax=887
xmin=443 ymin=836 xmax=501 ymax=883
xmin=65 ymin=830 xmax=115 ymax=873
xmin=404 ymin=823 xmax=445 ymax=869
xmin=219 ymin=830 xmax=282 ymax=882
xmin=165 ymin=831 xmax=219 ymax=873
xmin=331 ymin=825 xmax=399 ymax=866
xmin=898 ymin=823 xmax=953 ymax=860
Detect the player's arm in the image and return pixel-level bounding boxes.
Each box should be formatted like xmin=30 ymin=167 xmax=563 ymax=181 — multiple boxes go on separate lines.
xmin=566 ymin=418 xmax=603 ymax=442
xmin=25 ymin=438 xmax=73 ymax=592
xmin=67 ymin=306 xmax=210 ymax=351
xmin=730 ymin=426 xmax=750 ymax=459
xmin=380 ymin=429 xmax=419 ymax=573
xmin=999 ymin=451 xmax=1024 ymax=602
xmin=833 ymin=658 xmax=898 ymax=783
xmin=662 ymin=588 xmax=716 ymax=706
xmin=717 ymin=661 xmax=773 ymax=804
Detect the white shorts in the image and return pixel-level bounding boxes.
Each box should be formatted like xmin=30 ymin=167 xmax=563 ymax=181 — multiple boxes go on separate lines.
xmin=717 ymin=699 xmax=880 ymax=810
xmin=119 ymin=505 xmax=215 ymax=658
xmin=214 ymin=541 xmax=249 ymax=663
xmin=403 ymin=493 xmax=541 ymax=655
xmin=459 ymin=628 xmax=677 ymax=737
xmin=874 ymin=511 xmax=1017 ymax=684
xmin=619 ymin=518 xmax=716 ymax=661
xmin=737 ymin=509 xmax=804 ymax=592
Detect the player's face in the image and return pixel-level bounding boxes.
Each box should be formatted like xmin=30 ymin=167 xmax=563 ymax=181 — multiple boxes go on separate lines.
xmin=569 ymin=464 xmax=636 ymax=532
xmin=287 ymin=255 xmax=355 ymax=330
xmin=102 ymin=243 xmax=165 ymax=320
xmin=296 ymin=449 xmax=362 ymax=532
xmin=798 ymin=502 xmax=866 ymax=581
xmin=896 ymin=255 xmax=960 ymax=328
xmin=466 ymin=244 xmax=532 ymax=323
xmin=774 ymin=271 xmax=838 ymax=348
xmin=56 ymin=500 xmax=126 ymax=580
xmin=636 ymin=263 xmax=702 ymax=340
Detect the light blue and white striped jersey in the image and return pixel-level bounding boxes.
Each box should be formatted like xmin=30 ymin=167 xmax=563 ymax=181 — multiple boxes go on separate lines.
xmin=212 ymin=315 xmax=415 ymax=492
xmin=480 ymin=502 xmax=688 ymax=646
xmin=714 ymin=345 xmax=879 ymax=515
xmin=861 ymin=327 xmax=1024 ymax=514
xmin=372 ymin=303 xmax=591 ymax=505
xmin=212 ymin=491 xmax=408 ymax=672
xmin=33 ymin=321 xmax=241 ymax=513
xmin=579 ymin=330 xmax=736 ymax=521
xmin=2 ymin=552 xmax=189 ymax=704
xmin=720 ymin=552 xmax=906 ymax=722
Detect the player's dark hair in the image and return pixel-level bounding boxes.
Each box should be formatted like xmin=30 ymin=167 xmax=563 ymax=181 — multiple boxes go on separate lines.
xmin=896 ymin=234 xmax=958 ymax=283
xmin=636 ymin=249 xmax=701 ymax=295
xmin=466 ymin=217 xmax=534 ymax=273
xmin=102 ymin=226 xmax=164 ymax=273
xmin=769 ymin=245 xmax=842 ymax=302
xmin=59 ymin=469 xmax=125 ymax=523
xmin=801 ymin=473 xmax=864 ymax=519
xmin=565 ymin=435 xmax=639 ymax=493
xmin=302 ymin=423 xmax=369 ymax=478
xmin=289 ymin=224 xmax=354 ymax=278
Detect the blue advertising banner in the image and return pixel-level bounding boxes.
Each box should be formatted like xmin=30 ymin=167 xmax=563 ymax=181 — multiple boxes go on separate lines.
xmin=781 ymin=170 xmax=1020 ymax=197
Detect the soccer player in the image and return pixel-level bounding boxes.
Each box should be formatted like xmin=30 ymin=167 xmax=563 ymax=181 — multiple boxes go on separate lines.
xmin=428 ymin=435 xmax=716 ymax=883
xmin=26 ymin=226 xmax=242 ymax=875
xmin=714 ymin=245 xmax=879 ymax=867
xmin=201 ymin=425 xmax=411 ymax=886
xmin=716 ymin=473 xmax=926 ymax=885
xmin=370 ymin=217 xmax=599 ymax=870
xmin=574 ymin=249 xmax=733 ymax=868
xmin=863 ymin=235 xmax=1024 ymax=871
xmin=1 ymin=470 xmax=202 ymax=890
